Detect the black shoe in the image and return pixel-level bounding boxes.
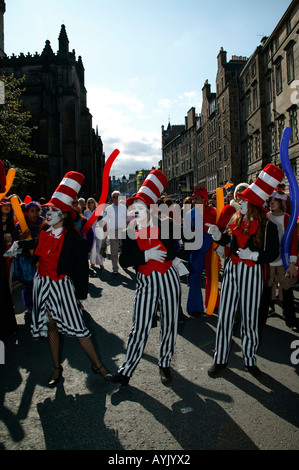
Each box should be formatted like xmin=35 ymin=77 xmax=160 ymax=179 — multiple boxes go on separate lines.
xmin=159 ymin=366 xmax=172 ymax=386
xmin=92 ymin=364 xmax=113 ymax=383
xmin=188 ymin=311 xmax=204 ymax=317
xmin=207 ymin=363 xmax=227 ymax=377
xmin=110 ymin=373 xmax=130 ymax=386
xmin=245 ymin=365 xmax=262 ymax=377
xmin=47 ymin=366 xmax=63 ymax=388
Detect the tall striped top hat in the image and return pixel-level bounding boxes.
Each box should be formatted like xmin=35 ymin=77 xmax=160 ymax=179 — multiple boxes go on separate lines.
xmin=237 ymin=164 xmax=284 ymax=211
xmin=43 ymin=171 xmax=85 ymax=216
xmin=126 ymin=170 xmax=168 ymax=207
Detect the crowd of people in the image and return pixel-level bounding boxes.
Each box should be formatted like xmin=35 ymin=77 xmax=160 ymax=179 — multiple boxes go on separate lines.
xmin=1 ymin=161 xmax=298 ymax=388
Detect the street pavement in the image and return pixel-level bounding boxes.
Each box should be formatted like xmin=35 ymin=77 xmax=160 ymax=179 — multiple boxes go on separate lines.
xmin=0 ymin=259 xmax=299 ymax=452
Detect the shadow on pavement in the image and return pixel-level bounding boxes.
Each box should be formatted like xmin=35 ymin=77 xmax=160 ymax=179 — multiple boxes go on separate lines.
xmin=0 ymin=306 xmax=125 ymax=450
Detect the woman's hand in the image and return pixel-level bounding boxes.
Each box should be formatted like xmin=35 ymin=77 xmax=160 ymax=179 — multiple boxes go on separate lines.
xmin=18 ymin=229 xmax=30 ymax=240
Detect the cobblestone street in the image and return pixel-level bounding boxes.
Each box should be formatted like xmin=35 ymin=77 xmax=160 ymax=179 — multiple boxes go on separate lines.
xmin=0 ymin=263 xmax=298 ymax=452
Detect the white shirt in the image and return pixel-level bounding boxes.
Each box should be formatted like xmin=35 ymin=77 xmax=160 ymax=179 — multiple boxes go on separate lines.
xmin=102 ymin=203 xmax=130 ymax=231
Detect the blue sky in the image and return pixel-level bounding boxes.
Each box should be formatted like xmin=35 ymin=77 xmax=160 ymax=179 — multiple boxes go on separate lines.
xmin=3 ymin=0 xmax=292 ymax=178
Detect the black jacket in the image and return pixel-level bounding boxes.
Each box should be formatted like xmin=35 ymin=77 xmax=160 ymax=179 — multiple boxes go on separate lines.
xmin=19 ymin=228 xmax=89 ymax=299
xmin=119 ymin=217 xmax=178 ymax=270
xmin=218 ymin=219 xmax=280 ymax=265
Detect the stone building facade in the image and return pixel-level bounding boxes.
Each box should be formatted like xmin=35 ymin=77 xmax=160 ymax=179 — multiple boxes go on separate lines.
xmin=0 ymin=12 xmax=105 ymax=200
xmin=162 ymin=0 xmax=299 ymax=195
xmin=263 ymin=0 xmax=299 ymax=180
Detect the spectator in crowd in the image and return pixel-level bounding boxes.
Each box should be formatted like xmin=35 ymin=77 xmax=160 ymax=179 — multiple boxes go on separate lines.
xmin=102 ymin=191 xmax=130 ymax=274
xmin=12 ymin=201 xmax=44 ymax=313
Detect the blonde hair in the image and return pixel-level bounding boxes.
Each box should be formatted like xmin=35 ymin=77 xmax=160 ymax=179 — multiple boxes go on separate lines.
xmin=87 ymin=197 xmax=97 ymax=207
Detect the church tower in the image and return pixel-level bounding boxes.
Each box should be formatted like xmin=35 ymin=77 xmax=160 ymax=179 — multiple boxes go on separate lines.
xmin=0 ymin=1 xmax=5 ymax=58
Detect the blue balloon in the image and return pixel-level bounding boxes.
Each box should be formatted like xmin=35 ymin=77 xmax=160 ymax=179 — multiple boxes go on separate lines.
xmin=280 ymin=127 xmax=299 ymax=270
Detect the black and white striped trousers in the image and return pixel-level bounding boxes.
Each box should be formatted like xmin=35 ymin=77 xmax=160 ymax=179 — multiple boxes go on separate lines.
xmin=118 ymin=265 xmax=181 ymax=377
xmin=31 ymin=273 xmax=91 ymax=339
xmin=214 ymin=258 xmax=263 ymax=367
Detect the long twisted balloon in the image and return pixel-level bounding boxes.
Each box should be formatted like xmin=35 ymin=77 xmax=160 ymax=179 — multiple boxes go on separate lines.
xmin=205 ymin=187 xmax=224 ymax=315
xmin=280 ymin=127 xmax=299 ymax=270
xmin=82 ymin=149 xmax=120 ymax=236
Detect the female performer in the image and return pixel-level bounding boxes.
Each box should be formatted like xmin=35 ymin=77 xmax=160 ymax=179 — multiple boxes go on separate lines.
xmin=18 ymin=172 xmax=112 ymax=387
xmin=207 ymin=164 xmax=283 ymax=377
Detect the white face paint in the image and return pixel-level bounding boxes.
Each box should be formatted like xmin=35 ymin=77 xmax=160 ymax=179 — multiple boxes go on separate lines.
xmin=240 ymin=199 xmax=248 ymax=215
xmin=132 ymin=200 xmax=149 ymax=223
xmin=46 ymin=207 xmax=64 ymax=226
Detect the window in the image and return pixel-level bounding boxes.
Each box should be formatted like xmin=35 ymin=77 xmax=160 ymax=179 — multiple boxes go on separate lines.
xmin=266 ymin=77 xmax=272 ymax=103
xmin=277 ymin=117 xmax=285 ymax=144
xmin=289 ymin=108 xmax=298 ymax=143
xmin=254 ymin=134 xmax=260 ymax=160
xmin=252 ymin=86 xmax=258 ymax=110
xmin=248 ymin=138 xmax=253 ymax=163
xmin=224 ymin=145 xmax=227 ymax=160
xmin=287 ymin=48 xmax=295 ymax=83
xmin=246 ymin=91 xmax=252 ymax=116
xmin=276 ymin=62 xmax=283 ymax=94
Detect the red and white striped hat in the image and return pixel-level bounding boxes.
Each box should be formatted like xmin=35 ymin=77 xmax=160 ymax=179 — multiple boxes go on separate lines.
xmin=43 ymin=171 xmax=85 ymax=215
xmin=126 ymin=170 xmax=168 ymax=207
xmin=237 ymin=164 xmax=284 ymax=211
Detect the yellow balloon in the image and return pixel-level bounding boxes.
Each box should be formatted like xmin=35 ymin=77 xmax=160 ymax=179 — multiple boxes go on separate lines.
xmin=0 ymin=168 xmax=16 ymax=200
xmin=206 ymin=187 xmax=224 ymax=315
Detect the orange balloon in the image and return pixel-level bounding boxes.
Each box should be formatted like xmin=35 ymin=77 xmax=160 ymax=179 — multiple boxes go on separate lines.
xmin=206 ymin=187 xmax=224 ymax=315
xmin=0 ymin=168 xmax=16 ymax=200
xmin=11 ymin=196 xmax=31 ymax=238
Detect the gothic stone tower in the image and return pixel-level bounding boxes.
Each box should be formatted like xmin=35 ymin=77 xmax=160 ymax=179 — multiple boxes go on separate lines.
xmin=0 ymin=1 xmax=5 ymax=58
xmin=0 ymin=24 xmax=105 ymax=199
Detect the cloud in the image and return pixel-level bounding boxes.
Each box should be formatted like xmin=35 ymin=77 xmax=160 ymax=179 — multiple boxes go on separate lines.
xmin=87 ymin=85 xmax=161 ymax=177
xmin=157 ymin=91 xmax=202 ymax=116
xmin=86 ymin=85 xmax=202 ymax=178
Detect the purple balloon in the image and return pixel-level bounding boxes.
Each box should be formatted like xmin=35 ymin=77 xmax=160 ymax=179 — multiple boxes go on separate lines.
xmin=280 ymin=127 xmax=299 ymax=270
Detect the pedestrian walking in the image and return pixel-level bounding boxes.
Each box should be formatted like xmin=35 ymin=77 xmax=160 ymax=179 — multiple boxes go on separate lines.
xmin=111 ymin=170 xmax=182 ymax=387
xmin=102 ymin=191 xmax=130 ymax=274
xmin=207 ymin=164 xmax=283 ymax=377
xmin=259 ymin=189 xmax=299 ymax=334
xmin=84 ymin=197 xmax=106 ymax=269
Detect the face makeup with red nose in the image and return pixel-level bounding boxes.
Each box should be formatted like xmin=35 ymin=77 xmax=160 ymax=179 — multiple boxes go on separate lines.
xmin=46 ymin=207 xmax=64 ymax=227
